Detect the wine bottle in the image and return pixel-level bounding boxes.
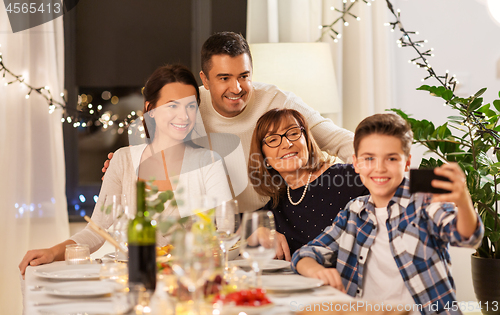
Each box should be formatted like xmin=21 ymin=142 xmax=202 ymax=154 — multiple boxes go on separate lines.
xmin=128 ymin=180 xmax=156 ymax=291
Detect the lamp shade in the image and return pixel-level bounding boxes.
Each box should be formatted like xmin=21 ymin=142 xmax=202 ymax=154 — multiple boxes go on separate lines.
xmin=249 ymin=42 xmax=340 ymax=114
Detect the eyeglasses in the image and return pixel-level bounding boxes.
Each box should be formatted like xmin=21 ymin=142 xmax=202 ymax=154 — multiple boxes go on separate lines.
xmin=262 ymin=126 xmax=304 ymax=148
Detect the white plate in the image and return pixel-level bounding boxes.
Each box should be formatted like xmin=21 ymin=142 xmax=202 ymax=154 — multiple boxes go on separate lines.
xmin=229 ymin=259 xmax=290 ymax=271
xmin=261 ymin=275 xmax=323 ymax=292
xmin=34 ymin=264 xmax=101 ymax=280
xmin=220 ymin=303 xmax=274 ymax=314
xmin=43 ymin=281 xmax=121 ymax=297
xmin=38 ymin=301 xmax=118 ymax=315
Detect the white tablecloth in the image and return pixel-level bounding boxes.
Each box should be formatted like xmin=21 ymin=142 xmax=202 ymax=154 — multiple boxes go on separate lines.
xmin=23 ymin=261 xmax=353 ymax=315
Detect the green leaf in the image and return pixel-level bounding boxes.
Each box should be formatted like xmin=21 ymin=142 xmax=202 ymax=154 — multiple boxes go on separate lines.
xmin=416 ymin=85 xmax=431 ymax=91
xmin=104 ymin=204 xmax=112 ymax=215
xmin=474 ymin=87 xmax=487 ymax=98
xmin=478 ymin=104 xmax=490 ymax=114
xmin=469 ymin=97 xmax=483 ymax=112
xmin=442 ymin=89 xmax=453 ymax=101
xmin=493 ymin=100 xmax=500 ymax=112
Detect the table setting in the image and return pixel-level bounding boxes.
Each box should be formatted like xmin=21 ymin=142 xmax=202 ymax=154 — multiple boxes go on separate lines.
xmin=22 ymin=192 xmax=355 ymax=315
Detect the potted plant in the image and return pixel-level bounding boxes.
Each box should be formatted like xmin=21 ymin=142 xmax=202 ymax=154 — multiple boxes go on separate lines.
xmin=392 ymin=85 xmax=500 ymax=314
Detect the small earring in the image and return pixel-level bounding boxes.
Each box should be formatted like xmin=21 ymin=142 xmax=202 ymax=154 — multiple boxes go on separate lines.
xmin=265 ymin=161 xmax=271 ymax=168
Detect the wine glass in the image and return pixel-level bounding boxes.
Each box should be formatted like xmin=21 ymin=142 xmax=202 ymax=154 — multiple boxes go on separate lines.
xmin=170 ymin=229 xmax=215 ymax=315
xmin=102 ymin=194 xmax=129 ymax=261
xmin=239 ymin=210 xmax=277 ymax=288
xmin=214 ymin=200 xmax=241 ymax=279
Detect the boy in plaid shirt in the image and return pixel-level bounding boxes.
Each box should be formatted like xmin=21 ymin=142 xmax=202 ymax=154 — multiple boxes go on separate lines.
xmin=292 ymin=113 xmax=483 ymax=314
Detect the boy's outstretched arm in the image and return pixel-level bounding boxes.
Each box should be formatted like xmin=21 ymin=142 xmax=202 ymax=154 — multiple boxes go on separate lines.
xmin=296 ymin=257 xmax=346 ymax=293
xmin=431 ymin=163 xmax=478 ymax=239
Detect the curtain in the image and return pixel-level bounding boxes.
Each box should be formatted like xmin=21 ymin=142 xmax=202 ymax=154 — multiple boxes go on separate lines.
xmin=247 ymin=0 xmax=396 ymax=131
xmin=0 ymin=11 xmax=68 ymax=314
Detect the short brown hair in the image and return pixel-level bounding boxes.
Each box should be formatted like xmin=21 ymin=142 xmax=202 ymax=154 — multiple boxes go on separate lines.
xmin=248 ymin=109 xmax=329 ymax=208
xmin=201 ymin=32 xmax=252 ymax=77
xmin=354 ymin=113 xmax=413 ymax=156
xmin=142 ymin=64 xmax=200 ymax=140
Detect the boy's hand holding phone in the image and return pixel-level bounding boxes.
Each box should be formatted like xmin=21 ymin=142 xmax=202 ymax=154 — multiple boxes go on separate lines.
xmin=430 ymin=163 xmax=469 ymax=205
xmin=429 ymin=163 xmax=477 ymax=239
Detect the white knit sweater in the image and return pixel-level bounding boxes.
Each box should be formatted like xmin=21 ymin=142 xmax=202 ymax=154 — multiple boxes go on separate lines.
xmin=71 ymin=144 xmax=232 ymax=253
xmin=192 ymin=82 xmax=354 ymax=213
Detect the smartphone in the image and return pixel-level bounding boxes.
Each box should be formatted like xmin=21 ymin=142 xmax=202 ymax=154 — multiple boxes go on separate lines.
xmin=409 ymin=168 xmax=451 ymax=194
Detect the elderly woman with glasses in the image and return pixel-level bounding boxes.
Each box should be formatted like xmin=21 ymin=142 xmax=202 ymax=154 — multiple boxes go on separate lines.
xmin=248 ymin=109 xmax=368 ymax=261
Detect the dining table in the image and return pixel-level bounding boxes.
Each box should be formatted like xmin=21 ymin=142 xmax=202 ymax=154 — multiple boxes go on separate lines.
xmin=23 ymin=259 xmax=358 ymax=315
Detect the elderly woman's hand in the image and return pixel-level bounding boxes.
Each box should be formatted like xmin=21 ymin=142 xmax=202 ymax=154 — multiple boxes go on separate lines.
xmin=274 ymin=231 xmax=291 ymax=261
xmin=248 ymin=227 xmax=291 ymax=261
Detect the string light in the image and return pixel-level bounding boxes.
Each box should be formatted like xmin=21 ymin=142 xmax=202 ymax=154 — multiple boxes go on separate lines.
xmin=318 ymin=0 xmax=372 ymax=42
xmin=0 ymin=50 xmax=140 ymax=130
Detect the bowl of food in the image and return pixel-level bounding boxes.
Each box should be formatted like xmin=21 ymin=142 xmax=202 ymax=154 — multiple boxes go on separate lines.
xmin=213 ymin=288 xmax=274 ymax=314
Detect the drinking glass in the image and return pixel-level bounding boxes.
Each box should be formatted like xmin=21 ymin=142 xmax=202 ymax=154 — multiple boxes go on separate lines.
xmin=170 ymin=230 xmax=215 ymax=315
xmin=239 ymin=210 xmax=277 ymax=288
xmin=102 ymin=194 xmax=129 ymax=261
xmin=65 ymin=244 xmax=91 ymax=265
xmin=100 ymin=261 xmax=128 ymax=288
xmin=215 ymin=200 xmax=241 ymax=279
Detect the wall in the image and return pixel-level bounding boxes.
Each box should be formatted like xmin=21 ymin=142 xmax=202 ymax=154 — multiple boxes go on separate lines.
xmin=391 ymin=0 xmax=500 ymax=302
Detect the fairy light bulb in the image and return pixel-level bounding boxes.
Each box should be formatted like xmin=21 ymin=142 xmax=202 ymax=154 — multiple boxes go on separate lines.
xmin=61 ymin=117 xmax=65 ymax=123
xmin=330 ymin=6 xmax=334 ymax=10
xmin=337 ymin=34 xmax=342 ymax=38
xmin=25 ymin=94 xmax=30 ymax=99
xmin=344 ymin=21 xmax=349 ymax=26
xmin=318 ymin=25 xmax=322 ymax=29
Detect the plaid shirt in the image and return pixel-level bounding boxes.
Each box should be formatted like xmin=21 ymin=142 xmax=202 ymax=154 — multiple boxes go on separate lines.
xmin=292 ymin=178 xmax=484 ymax=315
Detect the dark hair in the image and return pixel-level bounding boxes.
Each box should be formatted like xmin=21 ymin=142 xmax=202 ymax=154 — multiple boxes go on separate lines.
xmin=142 ymin=64 xmax=200 ymax=141
xmin=354 ymin=113 xmax=413 ymax=156
xmin=248 ymin=109 xmax=328 ymax=208
xmin=201 ymin=32 xmax=252 ymax=77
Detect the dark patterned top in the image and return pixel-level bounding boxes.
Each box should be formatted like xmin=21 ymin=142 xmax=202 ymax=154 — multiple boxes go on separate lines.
xmin=263 ymin=164 xmax=369 ymax=255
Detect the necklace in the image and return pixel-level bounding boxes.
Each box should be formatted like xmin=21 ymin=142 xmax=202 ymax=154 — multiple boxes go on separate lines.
xmin=287 ymin=172 xmax=313 ymax=206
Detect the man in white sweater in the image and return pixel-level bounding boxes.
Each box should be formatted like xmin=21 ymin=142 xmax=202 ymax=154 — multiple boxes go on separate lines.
xmin=104 ymin=32 xmax=353 ymax=213
xmin=192 ymin=32 xmax=354 ymax=213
